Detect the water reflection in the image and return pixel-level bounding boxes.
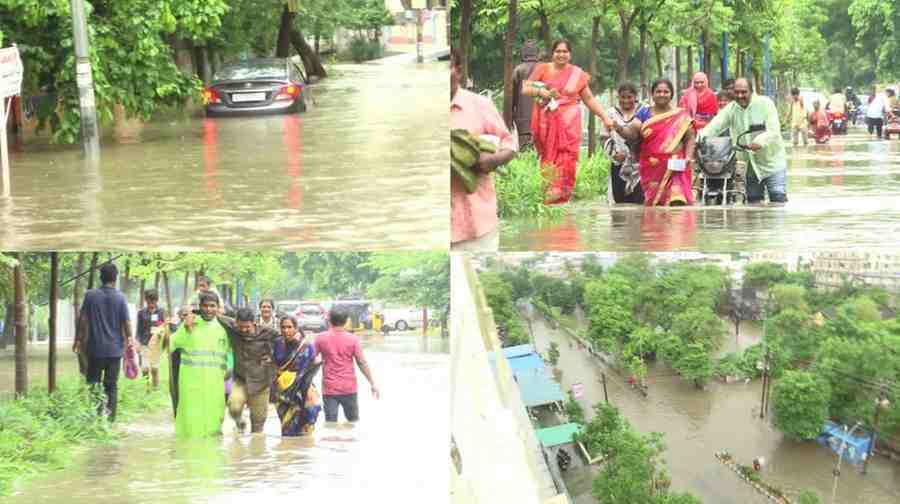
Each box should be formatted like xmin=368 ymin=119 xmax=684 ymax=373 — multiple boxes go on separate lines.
xmin=5 ymin=335 xmax=448 ymax=503
xmin=0 ymin=63 xmax=447 ymax=250
xmin=502 ymin=129 xmax=900 ymax=251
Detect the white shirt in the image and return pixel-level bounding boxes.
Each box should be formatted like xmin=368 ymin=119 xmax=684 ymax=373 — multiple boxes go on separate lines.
xmin=866 ymin=93 xmax=888 ymax=119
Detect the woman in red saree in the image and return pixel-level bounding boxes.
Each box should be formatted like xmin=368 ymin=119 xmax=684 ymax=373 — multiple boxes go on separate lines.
xmin=525 ymin=39 xmax=615 ymax=204
xmin=678 ymin=72 xmax=719 ymax=131
xmin=630 ymin=78 xmax=697 ymax=206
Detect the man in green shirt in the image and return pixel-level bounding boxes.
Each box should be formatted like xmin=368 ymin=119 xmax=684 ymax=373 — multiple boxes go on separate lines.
xmin=698 ymin=78 xmax=787 ymax=204
xmin=170 ymin=291 xmax=232 ymax=438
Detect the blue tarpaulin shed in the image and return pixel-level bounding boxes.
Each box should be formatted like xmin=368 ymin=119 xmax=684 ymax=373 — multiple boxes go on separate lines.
xmin=515 ymin=371 xmax=565 ymax=407
xmin=507 ymin=353 xmax=546 ymax=373
xmin=816 ymin=421 xmax=873 ymax=465
xmin=503 ymin=344 xmax=537 ymax=359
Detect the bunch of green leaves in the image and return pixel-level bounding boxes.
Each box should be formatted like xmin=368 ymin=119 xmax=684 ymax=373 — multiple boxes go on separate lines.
xmin=572 ymin=151 xmax=610 ymax=201
xmin=495 ymin=150 xmax=566 ymax=219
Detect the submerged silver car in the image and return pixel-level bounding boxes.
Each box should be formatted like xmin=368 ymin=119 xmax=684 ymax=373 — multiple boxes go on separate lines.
xmin=203 ymin=58 xmax=307 ymax=116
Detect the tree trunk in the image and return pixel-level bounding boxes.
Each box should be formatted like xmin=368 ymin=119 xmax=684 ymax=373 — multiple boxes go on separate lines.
xmin=654 ymin=42 xmax=663 ymax=78
xmin=163 ymin=271 xmax=173 ymax=318
xmin=182 ymin=271 xmax=190 ymax=308
xmin=48 ymin=252 xmax=59 ymax=393
xmin=72 ymin=253 xmax=86 ymax=377
xmin=687 ymin=46 xmax=694 ymax=82
xmin=617 ymin=9 xmax=638 ymax=84
xmin=276 ymin=5 xmax=326 ymax=80
xmin=14 ymin=253 xmax=27 ymax=397
xmin=588 ymin=16 xmax=600 ymax=157
xmin=122 ymin=258 xmax=131 ymax=301
xmin=501 ymin=0 xmax=518 ymax=128
xmin=314 ymin=30 xmax=321 ymax=55
xmin=291 ymin=29 xmax=328 ymax=79
xmin=702 ymin=28 xmax=711 ymax=75
xmin=459 ymin=0 xmax=473 ymax=87
xmin=675 ymin=46 xmax=681 ymax=91
xmin=422 ymin=307 xmax=428 ymax=337
xmin=154 ymin=271 xmax=160 ymax=293
xmin=276 ymin=4 xmax=293 ymax=57
xmin=638 ymin=23 xmax=648 ymax=100
xmin=538 ymin=9 xmax=551 ymax=52
xmin=88 ymin=253 xmax=99 ymax=290
xmin=170 ymin=35 xmax=195 ymax=76
xmin=139 ymin=279 xmax=146 ymax=310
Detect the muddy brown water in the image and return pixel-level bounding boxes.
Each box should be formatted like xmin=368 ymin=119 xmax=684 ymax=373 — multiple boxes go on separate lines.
xmin=0 ymin=62 xmax=448 ymax=250
xmin=501 ymin=128 xmax=900 ymax=251
xmin=1 ymin=333 xmax=448 ymax=503
xmin=528 ymin=314 xmax=900 ymax=503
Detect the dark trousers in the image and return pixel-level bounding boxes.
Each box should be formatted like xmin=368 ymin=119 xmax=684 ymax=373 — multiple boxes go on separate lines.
xmin=867 ymin=117 xmax=883 ymax=138
xmin=323 ymin=393 xmax=359 ymax=422
xmin=86 ymin=356 xmax=121 ymax=422
xmin=610 ymin=165 xmax=644 ymax=204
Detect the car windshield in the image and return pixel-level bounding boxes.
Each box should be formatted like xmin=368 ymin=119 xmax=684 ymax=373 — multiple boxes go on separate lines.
xmin=214 ymin=62 xmax=286 ymax=81
xmin=300 ymin=306 xmax=321 ymax=315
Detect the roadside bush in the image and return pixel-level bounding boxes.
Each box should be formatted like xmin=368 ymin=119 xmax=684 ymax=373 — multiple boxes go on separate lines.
xmin=347 ymin=37 xmax=382 ymax=62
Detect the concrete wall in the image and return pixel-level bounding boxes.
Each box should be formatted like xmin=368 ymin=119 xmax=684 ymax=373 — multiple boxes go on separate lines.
xmin=450 ymin=254 xmax=568 ymax=504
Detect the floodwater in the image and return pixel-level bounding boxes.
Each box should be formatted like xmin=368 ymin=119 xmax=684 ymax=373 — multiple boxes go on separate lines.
xmin=501 ymin=127 xmax=900 ymax=251
xmin=528 ymin=313 xmax=900 ymax=504
xmin=0 ymin=62 xmax=448 ymax=250
xmin=2 ymin=333 xmax=449 ymax=503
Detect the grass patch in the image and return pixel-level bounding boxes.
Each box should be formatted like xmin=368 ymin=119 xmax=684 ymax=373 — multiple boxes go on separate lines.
xmin=559 ymin=314 xmax=579 ymax=332
xmin=573 ymin=151 xmax=611 ymax=201
xmin=497 ymin=149 xmax=610 ymax=219
xmin=0 ymin=369 xmax=171 ymax=496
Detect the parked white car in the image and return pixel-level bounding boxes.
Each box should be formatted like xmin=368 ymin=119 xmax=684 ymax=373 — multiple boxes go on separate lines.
xmin=382 ymin=307 xmax=425 ymax=331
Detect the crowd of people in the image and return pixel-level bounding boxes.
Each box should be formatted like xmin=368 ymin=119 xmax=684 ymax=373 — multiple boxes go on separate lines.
xmin=450 ymin=40 xmax=792 ymax=251
xmin=71 ymin=265 xmax=380 ymax=439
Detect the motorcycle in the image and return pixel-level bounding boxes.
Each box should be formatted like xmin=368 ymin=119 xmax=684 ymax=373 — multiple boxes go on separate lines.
xmin=829 ymin=110 xmax=848 ymax=135
xmin=885 ymin=107 xmax=900 ymax=140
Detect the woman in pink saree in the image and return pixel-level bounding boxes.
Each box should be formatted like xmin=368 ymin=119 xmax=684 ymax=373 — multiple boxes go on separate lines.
xmin=525 ymin=40 xmax=615 ymax=204
xmin=631 ymin=78 xmax=697 ymax=206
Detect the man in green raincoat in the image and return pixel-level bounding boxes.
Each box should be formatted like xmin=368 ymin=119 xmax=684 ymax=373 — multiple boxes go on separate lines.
xmin=169 ymin=291 xmax=233 ymax=438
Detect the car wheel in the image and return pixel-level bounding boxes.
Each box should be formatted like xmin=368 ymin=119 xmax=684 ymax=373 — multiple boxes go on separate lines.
xmin=396 ymin=320 xmax=408 ymax=331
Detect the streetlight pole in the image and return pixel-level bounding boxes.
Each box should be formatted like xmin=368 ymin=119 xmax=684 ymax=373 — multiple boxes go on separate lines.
xmin=70 ymin=0 xmax=101 ymax=160
xmin=831 ymin=421 xmax=863 ymax=504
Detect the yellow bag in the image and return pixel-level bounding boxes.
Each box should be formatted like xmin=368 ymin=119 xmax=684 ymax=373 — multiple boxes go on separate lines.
xmin=276 ymin=371 xmax=296 ymax=392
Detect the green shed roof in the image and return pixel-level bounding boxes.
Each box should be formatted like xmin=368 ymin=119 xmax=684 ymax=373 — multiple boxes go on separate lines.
xmin=535 ymin=422 xmax=583 ymax=447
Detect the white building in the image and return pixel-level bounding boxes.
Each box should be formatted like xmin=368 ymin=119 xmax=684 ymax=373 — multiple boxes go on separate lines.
xmin=810 ymin=251 xmax=900 ymax=291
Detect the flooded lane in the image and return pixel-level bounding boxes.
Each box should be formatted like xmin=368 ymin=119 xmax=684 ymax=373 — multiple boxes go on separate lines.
xmin=1 ymin=62 xmax=448 ymax=250
xmin=529 ymin=313 xmax=900 ymax=503
xmin=3 ymin=333 xmax=448 ymax=503
xmin=501 ymin=128 xmax=900 ymax=251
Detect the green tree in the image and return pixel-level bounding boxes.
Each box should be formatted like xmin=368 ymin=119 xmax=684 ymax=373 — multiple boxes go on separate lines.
xmin=768 ymin=283 xmax=809 ymax=314
xmin=673 ymin=342 xmax=714 ymax=389
xmin=797 ymin=489 xmax=822 ymax=504
xmin=743 ymin=261 xmax=788 ymax=290
xmin=772 ymin=370 xmax=831 ymax=440
xmin=564 ymin=390 xmax=585 ymax=424
xmin=547 ymin=341 xmax=561 ymax=366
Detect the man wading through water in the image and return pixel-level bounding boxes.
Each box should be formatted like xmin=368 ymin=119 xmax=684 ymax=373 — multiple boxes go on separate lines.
xmin=136 ymin=288 xmax=166 ymax=390
xmin=315 ymin=306 xmax=380 ymax=423
xmin=170 ymin=292 xmax=232 ymax=438
xmin=74 ymin=263 xmax=135 ymax=423
xmin=218 ymin=307 xmax=280 ymax=433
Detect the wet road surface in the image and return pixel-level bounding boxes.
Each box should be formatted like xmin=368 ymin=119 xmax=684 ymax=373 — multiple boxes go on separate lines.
xmin=501 ymin=128 xmax=900 ymax=251
xmin=0 ymin=62 xmax=448 ymax=250
xmin=528 ymin=313 xmax=900 ymax=503
xmin=2 ymin=333 xmax=448 ymax=503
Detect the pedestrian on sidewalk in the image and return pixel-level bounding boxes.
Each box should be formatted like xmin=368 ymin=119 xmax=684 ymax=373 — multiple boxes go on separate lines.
xmin=315 ymin=306 xmax=379 ymax=423
xmin=76 ymin=263 xmax=135 ymax=423
xmin=136 ymin=288 xmax=166 ymax=390
xmin=218 ymin=307 xmax=280 ymax=434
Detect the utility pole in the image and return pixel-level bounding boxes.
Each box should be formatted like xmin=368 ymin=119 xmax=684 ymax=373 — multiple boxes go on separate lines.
xmin=48 ymin=252 xmax=59 ymax=393
xmin=601 ymin=372 xmax=609 ymax=404
xmin=832 ymin=422 xmax=863 ymax=504
xmin=70 ymin=0 xmax=101 ymax=160
xmin=863 ymin=396 xmax=890 ymax=474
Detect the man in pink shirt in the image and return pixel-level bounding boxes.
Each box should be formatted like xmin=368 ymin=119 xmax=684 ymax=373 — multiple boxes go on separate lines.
xmin=450 ymin=47 xmax=517 ymax=251
xmin=315 ymin=306 xmax=379 ymax=422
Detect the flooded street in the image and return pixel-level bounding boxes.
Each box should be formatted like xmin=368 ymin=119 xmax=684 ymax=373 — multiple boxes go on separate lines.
xmin=500 ymin=127 xmax=900 ymax=251
xmin=528 ymin=312 xmax=900 ymax=503
xmin=2 ymin=333 xmax=448 ymax=503
xmin=0 ymin=62 xmax=448 ymax=250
